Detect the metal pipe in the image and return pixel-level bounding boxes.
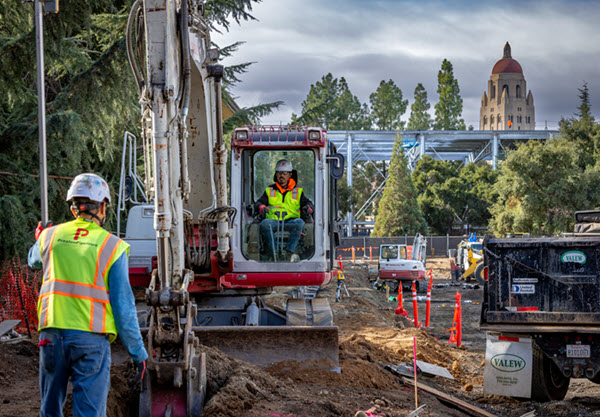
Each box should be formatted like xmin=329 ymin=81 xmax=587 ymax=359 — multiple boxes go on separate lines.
xmin=179 ymin=0 xmax=191 ymax=201
xmin=35 ymin=0 xmax=48 ymax=225
xmin=151 ymin=91 xmax=172 ymax=290
xmin=346 ymin=132 xmax=353 ymax=237
xmin=209 ymin=66 xmax=230 ymax=262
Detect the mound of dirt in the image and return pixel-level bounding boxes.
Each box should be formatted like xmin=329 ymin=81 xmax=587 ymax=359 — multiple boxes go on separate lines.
xmin=3 ymin=257 xmax=599 ymax=417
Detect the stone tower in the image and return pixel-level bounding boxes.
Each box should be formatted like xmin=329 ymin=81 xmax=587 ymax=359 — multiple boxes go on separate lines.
xmin=480 ymin=43 xmax=535 ymax=130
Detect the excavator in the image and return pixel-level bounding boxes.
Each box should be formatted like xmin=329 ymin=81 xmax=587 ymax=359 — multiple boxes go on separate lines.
xmin=120 ymin=1 xmax=345 ymax=415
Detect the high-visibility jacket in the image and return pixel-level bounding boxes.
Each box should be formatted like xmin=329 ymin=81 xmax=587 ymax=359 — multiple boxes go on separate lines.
xmin=37 ymin=218 xmax=129 ymax=342
xmin=265 ymin=185 xmax=303 ymax=221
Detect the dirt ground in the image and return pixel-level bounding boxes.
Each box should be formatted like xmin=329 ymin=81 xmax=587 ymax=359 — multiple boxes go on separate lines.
xmin=1 ymin=258 xmax=599 ymax=417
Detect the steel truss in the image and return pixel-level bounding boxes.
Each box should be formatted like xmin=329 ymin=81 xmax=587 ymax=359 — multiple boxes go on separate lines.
xmin=328 ymin=130 xmax=558 ymax=236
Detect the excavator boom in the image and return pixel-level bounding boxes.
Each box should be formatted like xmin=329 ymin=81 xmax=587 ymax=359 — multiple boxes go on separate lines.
xmin=123 ymin=1 xmax=344 ymax=415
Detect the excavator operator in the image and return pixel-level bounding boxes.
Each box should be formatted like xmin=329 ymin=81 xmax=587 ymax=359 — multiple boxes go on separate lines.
xmin=255 ymin=159 xmax=314 ymax=262
xmin=28 ymin=173 xmax=148 ymax=417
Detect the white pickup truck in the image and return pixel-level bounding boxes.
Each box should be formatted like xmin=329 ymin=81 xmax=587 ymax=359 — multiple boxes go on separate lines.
xmin=378 ymin=234 xmax=428 ymax=292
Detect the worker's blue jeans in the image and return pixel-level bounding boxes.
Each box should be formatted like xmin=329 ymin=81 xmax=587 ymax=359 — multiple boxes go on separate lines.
xmin=260 ymin=217 xmax=304 ymax=258
xmin=39 ymin=328 xmax=111 ymax=417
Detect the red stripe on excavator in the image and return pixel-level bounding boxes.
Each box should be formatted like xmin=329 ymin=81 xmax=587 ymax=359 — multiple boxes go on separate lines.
xmin=379 ymin=270 xmax=425 ymax=280
xmin=221 ymin=272 xmax=333 ymax=287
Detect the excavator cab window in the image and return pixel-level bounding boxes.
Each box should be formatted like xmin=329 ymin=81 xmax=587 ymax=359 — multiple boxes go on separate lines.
xmin=241 ymin=149 xmax=316 ymax=262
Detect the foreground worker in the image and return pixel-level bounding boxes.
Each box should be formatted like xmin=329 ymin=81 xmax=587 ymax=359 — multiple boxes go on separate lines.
xmin=255 ymin=159 xmax=314 ymax=262
xmin=28 ymin=173 xmax=148 ymax=417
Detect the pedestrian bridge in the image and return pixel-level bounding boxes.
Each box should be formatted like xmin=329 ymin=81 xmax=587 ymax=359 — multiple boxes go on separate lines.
xmin=328 ymin=129 xmax=558 ymax=171
xmin=327 ymin=129 xmax=559 ymax=236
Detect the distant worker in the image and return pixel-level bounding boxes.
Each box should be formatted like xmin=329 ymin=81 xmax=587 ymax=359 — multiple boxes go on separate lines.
xmin=255 ymin=159 xmax=314 ymax=262
xmin=28 ymin=173 xmax=148 ymax=417
xmin=450 ymin=258 xmax=460 ymax=281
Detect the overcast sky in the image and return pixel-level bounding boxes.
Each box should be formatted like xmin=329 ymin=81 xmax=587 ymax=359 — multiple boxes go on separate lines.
xmin=212 ymin=0 xmax=600 ymax=130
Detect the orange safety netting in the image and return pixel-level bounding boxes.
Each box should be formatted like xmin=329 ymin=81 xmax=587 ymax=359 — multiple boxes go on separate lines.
xmin=0 ymin=257 xmax=40 ymax=335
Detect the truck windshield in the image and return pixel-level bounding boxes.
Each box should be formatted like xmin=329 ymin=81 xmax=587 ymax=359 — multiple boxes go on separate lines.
xmin=240 ymin=149 xmax=315 ymax=263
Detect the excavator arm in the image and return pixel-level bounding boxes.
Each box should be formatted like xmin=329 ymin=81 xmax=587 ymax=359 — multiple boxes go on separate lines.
xmin=126 ymin=1 xmax=226 ymax=414
xmin=125 ymin=2 xmax=342 ymax=415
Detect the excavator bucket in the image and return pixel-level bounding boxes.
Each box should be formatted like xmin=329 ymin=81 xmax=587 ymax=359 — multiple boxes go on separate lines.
xmin=192 ymin=325 xmax=339 ymax=370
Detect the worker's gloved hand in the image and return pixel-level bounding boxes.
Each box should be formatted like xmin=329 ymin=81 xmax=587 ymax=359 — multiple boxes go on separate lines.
xmin=129 ymin=359 xmax=147 ymax=386
xmin=35 ymin=220 xmax=53 ymax=241
xmin=259 ymin=205 xmax=269 ymax=215
xmin=302 ymin=205 xmax=313 ymax=215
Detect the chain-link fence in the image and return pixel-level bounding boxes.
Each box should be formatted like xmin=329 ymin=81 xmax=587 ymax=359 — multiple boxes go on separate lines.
xmin=336 ymin=235 xmax=468 ymax=259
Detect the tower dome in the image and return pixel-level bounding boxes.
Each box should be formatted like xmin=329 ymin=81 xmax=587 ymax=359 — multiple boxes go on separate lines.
xmin=492 ymin=42 xmax=523 ymax=74
xmin=480 ymin=42 xmax=535 ymax=130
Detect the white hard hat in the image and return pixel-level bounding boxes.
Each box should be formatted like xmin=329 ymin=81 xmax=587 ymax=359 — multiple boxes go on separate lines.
xmin=66 ymin=173 xmax=111 ymax=204
xmin=275 ymin=159 xmax=293 ymax=172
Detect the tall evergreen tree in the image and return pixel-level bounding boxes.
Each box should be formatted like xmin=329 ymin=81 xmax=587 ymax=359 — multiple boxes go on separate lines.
xmin=369 ymin=79 xmax=408 ymax=130
xmin=298 ymin=73 xmax=370 ymax=130
xmin=407 ymin=83 xmax=432 ymax=131
xmin=559 ymin=82 xmax=599 ymax=163
xmin=372 ymin=136 xmax=427 ymax=236
xmin=433 ymin=59 xmax=466 ymax=130
xmin=576 ymin=81 xmax=594 ymax=123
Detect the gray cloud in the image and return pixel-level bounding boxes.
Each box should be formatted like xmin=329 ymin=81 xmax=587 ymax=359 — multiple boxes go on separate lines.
xmin=214 ymin=0 xmax=600 ymax=130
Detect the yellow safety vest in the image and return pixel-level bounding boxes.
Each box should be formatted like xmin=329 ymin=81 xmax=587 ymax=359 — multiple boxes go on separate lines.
xmin=37 ymin=218 xmax=129 ymax=342
xmin=265 ymin=185 xmax=303 ymax=221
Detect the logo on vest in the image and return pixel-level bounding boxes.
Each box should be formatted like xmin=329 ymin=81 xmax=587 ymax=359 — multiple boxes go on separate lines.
xmin=74 ymin=228 xmax=89 ymax=240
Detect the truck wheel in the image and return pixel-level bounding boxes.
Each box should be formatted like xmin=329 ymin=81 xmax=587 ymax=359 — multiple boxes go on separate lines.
xmin=530 ymin=341 xmax=570 ymax=402
xmin=475 ymin=263 xmax=486 ymax=285
xmin=589 ymin=372 xmax=600 ymax=384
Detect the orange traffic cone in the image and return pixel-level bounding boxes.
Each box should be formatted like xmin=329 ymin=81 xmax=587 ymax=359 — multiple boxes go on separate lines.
xmin=424 ymin=278 xmax=433 ymax=328
xmin=411 ymin=281 xmax=421 ymax=328
xmin=455 ymin=292 xmax=462 ymax=347
xmin=446 ymin=291 xmax=462 ymax=346
xmin=394 ymin=283 xmax=408 ymax=316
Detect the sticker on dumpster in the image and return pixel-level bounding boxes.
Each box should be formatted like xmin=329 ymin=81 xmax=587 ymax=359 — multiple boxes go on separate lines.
xmin=511 ymin=284 xmax=535 ymax=294
xmin=561 ymin=251 xmax=586 ymax=264
xmin=484 ymin=333 xmax=532 ymax=398
xmin=513 ymin=278 xmax=538 ymax=284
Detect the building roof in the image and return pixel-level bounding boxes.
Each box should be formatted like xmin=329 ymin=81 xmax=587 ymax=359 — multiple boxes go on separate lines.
xmin=492 ymin=42 xmax=523 ymax=74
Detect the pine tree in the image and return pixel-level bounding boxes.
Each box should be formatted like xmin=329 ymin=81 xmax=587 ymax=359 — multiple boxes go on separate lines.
xmin=372 ymin=135 xmax=427 ymax=236
xmin=299 ymin=73 xmax=370 ymax=130
xmin=433 ymin=59 xmax=466 ymax=130
xmin=576 ymin=81 xmax=594 ymax=123
xmin=369 ymin=79 xmax=408 ymax=130
xmin=407 ymin=83 xmax=432 ymax=130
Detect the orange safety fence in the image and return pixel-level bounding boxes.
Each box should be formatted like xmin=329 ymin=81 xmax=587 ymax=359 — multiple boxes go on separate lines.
xmin=0 ymin=257 xmax=40 ymax=335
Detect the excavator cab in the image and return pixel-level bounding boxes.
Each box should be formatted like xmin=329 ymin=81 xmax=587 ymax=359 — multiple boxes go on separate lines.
xmin=240 ymin=149 xmax=315 ymax=263
xmin=230 ymin=126 xmax=339 ymax=280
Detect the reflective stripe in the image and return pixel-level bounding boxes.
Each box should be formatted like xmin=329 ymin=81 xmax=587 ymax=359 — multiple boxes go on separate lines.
xmin=41 ymin=227 xmax=58 ymax=283
xmin=266 ymin=186 xmax=303 ymax=220
xmin=40 ymin=280 xmax=110 ymax=303
xmin=40 ymin=296 xmax=48 ymax=327
xmin=90 ymin=301 xmax=106 ymax=333
xmin=94 ymin=234 xmax=122 ymax=288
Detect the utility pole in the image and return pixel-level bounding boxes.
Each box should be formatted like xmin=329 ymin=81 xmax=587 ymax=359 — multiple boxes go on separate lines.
xmin=35 ymin=0 xmax=48 ymax=224
xmin=33 ymin=0 xmax=58 ymax=224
